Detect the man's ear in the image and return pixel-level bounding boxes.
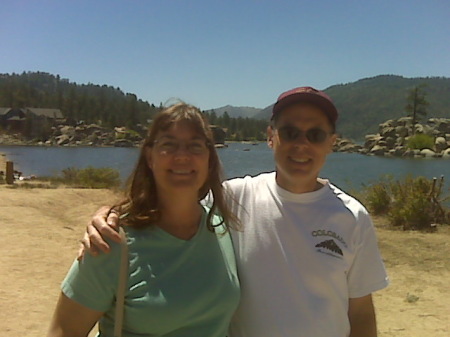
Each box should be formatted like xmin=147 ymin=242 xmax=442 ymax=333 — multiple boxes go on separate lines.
xmin=267 ymin=126 xmax=274 ymax=148
xmin=327 ymin=134 xmax=338 ymax=154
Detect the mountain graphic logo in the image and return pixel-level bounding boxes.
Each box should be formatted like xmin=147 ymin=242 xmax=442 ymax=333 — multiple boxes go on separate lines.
xmin=315 ymin=239 xmax=343 ymax=256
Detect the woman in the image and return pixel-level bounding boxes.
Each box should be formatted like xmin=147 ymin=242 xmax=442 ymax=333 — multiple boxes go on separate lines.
xmin=48 ymin=103 xmax=241 ymax=337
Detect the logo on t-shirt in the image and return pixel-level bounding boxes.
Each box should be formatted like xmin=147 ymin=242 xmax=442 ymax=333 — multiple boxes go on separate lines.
xmin=312 ymin=229 xmax=346 ymax=259
xmin=315 ymin=239 xmax=343 ymax=256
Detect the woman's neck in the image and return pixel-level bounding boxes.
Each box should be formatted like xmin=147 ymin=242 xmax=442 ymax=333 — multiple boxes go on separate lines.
xmin=156 ymin=193 xmax=203 ymax=240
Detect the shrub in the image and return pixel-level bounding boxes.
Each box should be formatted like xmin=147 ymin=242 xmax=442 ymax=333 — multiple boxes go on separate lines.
xmin=363 ymin=175 xmax=449 ymax=231
xmin=57 ymin=166 xmax=121 ymax=189
xmin=75 ymin=166 xmax=121 ymax=189
xmin=364 ymin=176 xmax=393 ymax=215
xmin=407 ymin=134 xmax=435 ymax=150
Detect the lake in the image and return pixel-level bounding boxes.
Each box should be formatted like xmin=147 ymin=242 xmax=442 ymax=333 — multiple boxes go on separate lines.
xmin=0 ymin=143 xmax=449 ymax=191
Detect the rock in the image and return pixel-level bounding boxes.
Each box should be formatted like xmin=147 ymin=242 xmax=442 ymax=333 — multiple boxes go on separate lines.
xmin=402 ymin=149 xmax=415 ymax=157
xmin=385 ymin=136 xmax=396 ymax=148
xmin=364 ymin=134 xmax=382 ymax=149
xmin=56 ymin=134 xmax=70 ymax=146
xmin=435 ymin=137 xmax=447 ymax=153
xmin=414 ymin=124 xmax=425 ymax=134
xmin=338 ymin=143 xmax=362 ymax=153
xmin=395 ymin=125 xmax=409 ymax=138
xmin=420 ymin=149 xmax=436 ymax=157
xmin=114 ymin=139 xmax=134 ymax=147
xmin=60 ymin=125 xmax=75 ymax=137
xmin=370 ymin=145 xmax=387 ymax=156
xmin=392 ymin=146 xmax=406 ymax=157
xmin=442 ymin=148 xmax=450 ymax=158
xmin=397 ymin=117 xmax=413 ymax=126
xmin=380 ymin=126 xmax=397 ymax=138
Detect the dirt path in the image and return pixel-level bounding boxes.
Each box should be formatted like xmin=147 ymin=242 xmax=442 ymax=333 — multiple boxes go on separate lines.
xmin=0 ymin=186 xmax=448 ymax=336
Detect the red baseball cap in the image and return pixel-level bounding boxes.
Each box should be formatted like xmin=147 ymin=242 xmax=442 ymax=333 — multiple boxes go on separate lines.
xmin=272 ymin=86 xmax=338 ymax=124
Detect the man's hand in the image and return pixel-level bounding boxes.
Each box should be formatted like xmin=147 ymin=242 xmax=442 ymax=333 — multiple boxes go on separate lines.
xmin=77 ymin=206 xmax=122 ymax=260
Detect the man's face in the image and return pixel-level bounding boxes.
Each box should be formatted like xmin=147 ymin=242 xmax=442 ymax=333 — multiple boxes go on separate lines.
xmin=267 ymin=103 xmax=336 ymax=193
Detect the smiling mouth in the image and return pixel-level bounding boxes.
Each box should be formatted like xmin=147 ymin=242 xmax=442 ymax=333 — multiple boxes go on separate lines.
xmin=170 ymin=169 xmax=194 ymax=175
xmin=290 ymin=157 xmax=311 ymax=164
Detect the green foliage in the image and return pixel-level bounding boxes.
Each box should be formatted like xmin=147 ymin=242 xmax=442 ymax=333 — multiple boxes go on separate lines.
xmin=324 ymin=75 xmax=450 ymax=140
xmin=405 ymin=84 xmax=429 ymax=131
xmin=363 ymin=175 xmax=449 ymax=231
xmin=407 ymin=134 xmax=435 ymax=150
xmin=0 ymin=71 xmax=160 ymax=130
xmin=53 ymin=166 xmax=121 ymax=189
xmin=364 ymin=178 xmax=393 ymax=214
xmin=76 ymin=167 xmax=121 ymax=189
xmin=203 ymin=111 xmax=268 ymax=141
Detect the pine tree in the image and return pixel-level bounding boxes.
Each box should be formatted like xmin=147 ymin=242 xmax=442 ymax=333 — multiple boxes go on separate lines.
xmin=405 ymin=84 xmax=429 ymax=134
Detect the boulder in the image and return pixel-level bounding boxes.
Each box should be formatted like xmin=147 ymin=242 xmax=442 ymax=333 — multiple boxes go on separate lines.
xmin=435 ymin=137 xmax=447 ymax=153
xmin=392 ymin=146 xmax=406 ymax=157
xmin=379 ymin=120 xmax=395 ymax=131
xmin=114 ymin=139 xmax=134 ymax=147
xmin=364 ymin=134 xmax=381 ymax=149
xmin=397 ymin=117 xmax=413 ymax=126
xmin=380 ymin=126 xmax=397 ymax=138
xmin=442 ymin=148 xmax=450 ymax=158
xmin=420 ymin=149 xmax=436 ymax=157
xmin=60 ymin=125 xmax=75 ymax=137
xmin=385 ymin=136 xmax=396 ymax=148
xmin=395 ymin=125 xmax=409 ymax=138
xmin=338 ymin=143 xmax=362 ymax=153
xmin=56 ymin=134 xmax=70 ymax=146
xmin=414 ymin=123 xmax=425 ymax=134
xmin=370 ymin=145 xmax=387 ymax=156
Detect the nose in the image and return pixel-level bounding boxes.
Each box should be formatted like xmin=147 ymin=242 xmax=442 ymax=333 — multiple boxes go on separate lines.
xmin=293 ymin=132 xmax=310 ymax=145
xmin=173 ymin=144 xmax=191 ymax=157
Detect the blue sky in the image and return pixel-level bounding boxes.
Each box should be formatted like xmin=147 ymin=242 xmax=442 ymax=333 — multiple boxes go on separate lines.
xmin=1 ymin=0 xmax=449 ymax=110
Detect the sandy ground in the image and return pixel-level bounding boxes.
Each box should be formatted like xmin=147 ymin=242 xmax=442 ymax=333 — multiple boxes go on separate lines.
xmin=0 ymin=184 xmax=449 ymax=337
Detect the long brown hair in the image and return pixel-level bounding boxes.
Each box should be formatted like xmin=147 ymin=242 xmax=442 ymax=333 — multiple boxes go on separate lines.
xmin=115 ymin=102 xmax=240 ymax=232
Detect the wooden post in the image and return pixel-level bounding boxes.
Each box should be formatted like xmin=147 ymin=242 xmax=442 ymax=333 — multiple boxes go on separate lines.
xmin=6 ymin=161 xmax=14 ymax=185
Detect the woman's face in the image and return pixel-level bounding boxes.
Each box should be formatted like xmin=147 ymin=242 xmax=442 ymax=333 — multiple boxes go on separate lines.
xmin=145 ymin=120 xmax=210 ymax=197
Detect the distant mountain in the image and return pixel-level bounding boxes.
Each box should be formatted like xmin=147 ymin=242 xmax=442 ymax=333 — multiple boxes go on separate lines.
xmin=204 ymin=105 xmax=260 ymax=118
xmin=251 ymin=75 xmax=450 ymax=140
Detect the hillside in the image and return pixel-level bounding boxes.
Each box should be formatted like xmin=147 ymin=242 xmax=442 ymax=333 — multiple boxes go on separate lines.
xmin=0 ymin=72 xmax=158 ymax=129
xmin=204 ymin=105 xmax=260 ymax=118
xmin=2 ymin=72 xmax=449 ymax=141
xmin=253 ymin=75 xmax=450 ymax=140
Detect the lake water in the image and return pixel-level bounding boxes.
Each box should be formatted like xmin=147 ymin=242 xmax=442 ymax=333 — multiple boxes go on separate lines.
xmin=0 ymin=143 xmax=449 ymax=191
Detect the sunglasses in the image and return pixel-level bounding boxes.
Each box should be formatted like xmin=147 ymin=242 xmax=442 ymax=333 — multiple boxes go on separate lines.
xmin=276 ymin=126 xmax=332 ymax=144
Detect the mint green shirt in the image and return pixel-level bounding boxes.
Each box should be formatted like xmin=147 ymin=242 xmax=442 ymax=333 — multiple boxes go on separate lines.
xmin=62 ymin=208 xmax=240 ymax=337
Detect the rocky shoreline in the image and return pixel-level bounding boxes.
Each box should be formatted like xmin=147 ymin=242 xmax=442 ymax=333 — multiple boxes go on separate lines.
xmin=334 ymin=117 xmax=450 ymax=158
xmin=1 ymin=117 xmax=449 ymax=158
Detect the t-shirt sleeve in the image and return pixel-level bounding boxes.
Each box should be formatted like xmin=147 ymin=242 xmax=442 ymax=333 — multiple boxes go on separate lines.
xmin=61 ymin=242 xmax=121 ymax=312
xmin=347 ymin=211 xmax=389 ymax=298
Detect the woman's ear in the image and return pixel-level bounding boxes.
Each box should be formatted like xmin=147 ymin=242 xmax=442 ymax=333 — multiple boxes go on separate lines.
xmin=145 ymin=147 xmax=153 ymax=170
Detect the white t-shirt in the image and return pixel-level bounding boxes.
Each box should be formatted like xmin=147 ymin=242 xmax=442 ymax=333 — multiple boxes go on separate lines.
xmin=225 ymin=172 xmax=389 ymax=337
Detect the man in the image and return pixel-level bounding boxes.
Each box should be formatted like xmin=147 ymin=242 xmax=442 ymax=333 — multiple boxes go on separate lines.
xmin=83 ymin=87 xmax=389 ymax=337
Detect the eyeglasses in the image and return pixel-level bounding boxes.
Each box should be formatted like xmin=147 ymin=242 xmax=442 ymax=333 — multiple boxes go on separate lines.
xmin=276 ymin=125 xmax=332 ymax=144
xmin=152 ymin=138 xmax=209 ymax=155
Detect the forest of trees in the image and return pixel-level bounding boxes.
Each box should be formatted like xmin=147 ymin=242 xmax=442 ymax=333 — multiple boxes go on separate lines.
xmin=2 ymin=72 xmax=449 ymax=142
xmin=0 ymin=72 xmax=268 ymax=141
xmin=0 ymin=72 xmax=159 ymax=129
